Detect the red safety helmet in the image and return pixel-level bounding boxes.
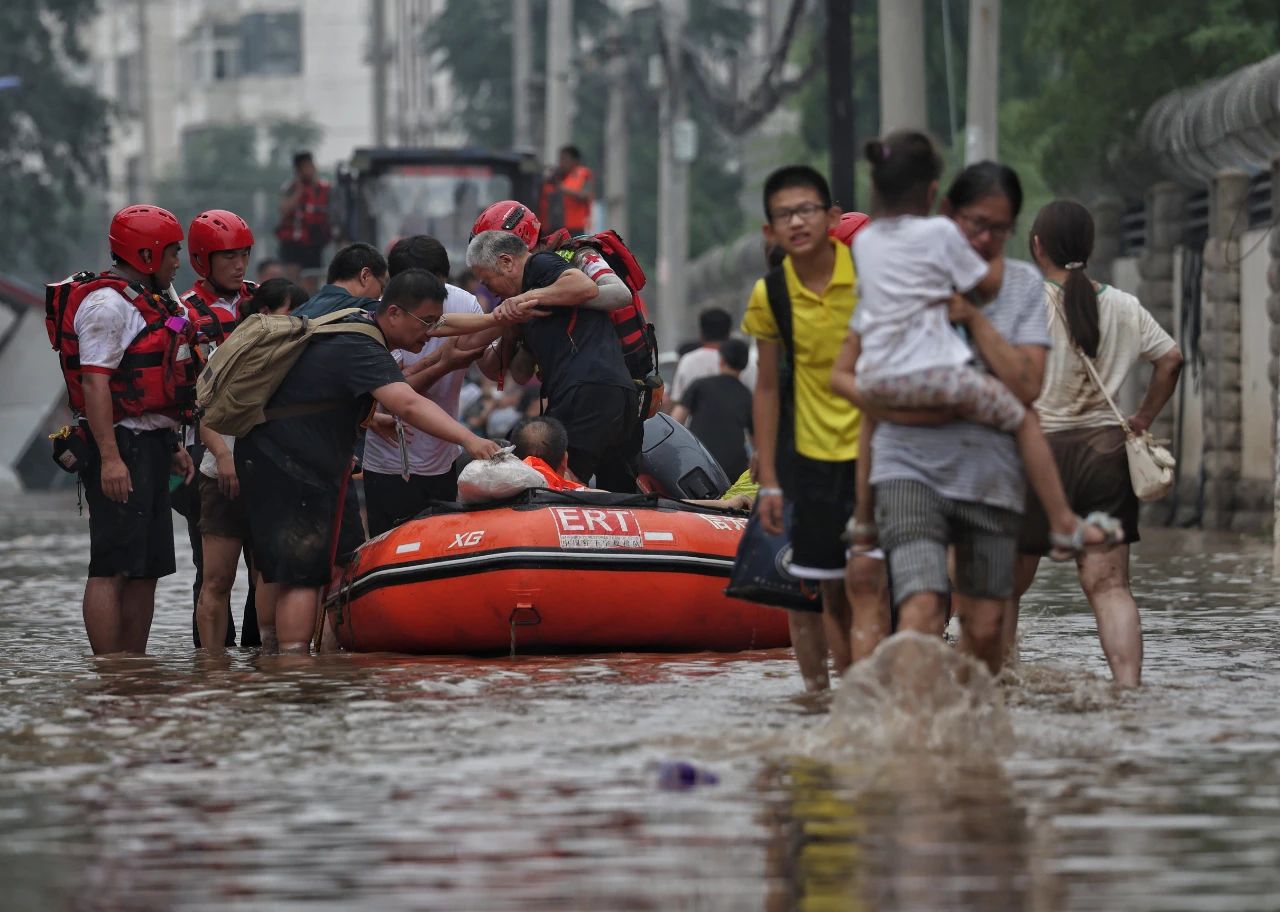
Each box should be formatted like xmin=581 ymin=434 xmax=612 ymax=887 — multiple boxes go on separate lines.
xmin=830 ymin=211 xmax=871 ymax=246
xmin=470 ymin=200 xmax=541 ymax=250
xmin=187 ymin=209 xmax=254 ymax=278
xmin=108 ymin=205 xmax=184 ymax=275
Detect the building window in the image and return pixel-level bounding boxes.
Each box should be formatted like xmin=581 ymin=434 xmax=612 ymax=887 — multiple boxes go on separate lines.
xmin=239 ymin=11 xmax=303 ymax=77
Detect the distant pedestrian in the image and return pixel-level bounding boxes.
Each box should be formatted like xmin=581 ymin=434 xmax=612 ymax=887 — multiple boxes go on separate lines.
xmin=276 ymin=150 xmax=332 ymax=288
xmin=1012 ymin=200 xmax=1183 ymax=687
xmin=670 ymin=307 xmax=755 ymax=407
xmin=671 ymin=338 xmax=754 ymax=480
xmin=255 ymin=258 xmax=289 ymax=283
xmin=539 ymin=145 xmax=594 ymax=236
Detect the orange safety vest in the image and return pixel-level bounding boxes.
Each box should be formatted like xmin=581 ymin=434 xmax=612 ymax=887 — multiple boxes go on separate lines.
xmin=541 ymin=165 xmax=593 ymax=233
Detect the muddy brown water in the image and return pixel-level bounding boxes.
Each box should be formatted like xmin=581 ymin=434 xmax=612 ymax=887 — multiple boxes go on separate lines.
xmin=1 ymin=491 xmax=1278 ymax=911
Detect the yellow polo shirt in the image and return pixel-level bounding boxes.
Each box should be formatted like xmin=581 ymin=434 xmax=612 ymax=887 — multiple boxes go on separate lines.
xmin=741 ymin=239 xmax=861 ymax=462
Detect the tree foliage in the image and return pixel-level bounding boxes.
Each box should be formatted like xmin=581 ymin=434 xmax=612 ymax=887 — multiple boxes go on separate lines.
xmin=1007 ymin=0 xmax=1280 ymax=195
xmin=0 ymin=0 xmax=109 ymax=276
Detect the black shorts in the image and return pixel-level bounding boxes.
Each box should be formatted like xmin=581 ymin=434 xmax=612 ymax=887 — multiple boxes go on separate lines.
xmin=237 ymin=442 xmax=344 ymax=587
xmin=82 ymin=426 xmax=177 ymax=579
xmin=548 ymin=383 xmax=640 ymax=493
xmin=363 ymin=466 xmax=459 ymax=538
xmin=1019 ymin=425 xmax=1141 ymax=555
xmin=278 ymin=240 xmax=325 ymax=270
xmin=780 ymin=453 xmax=856 ymax=580
xmin=198 ymin=474 xmax=251 ymax=540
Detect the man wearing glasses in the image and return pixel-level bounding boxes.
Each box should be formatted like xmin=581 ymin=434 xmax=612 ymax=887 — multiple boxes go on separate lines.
xmin=235 ymin=268 xmax=501 ymax=654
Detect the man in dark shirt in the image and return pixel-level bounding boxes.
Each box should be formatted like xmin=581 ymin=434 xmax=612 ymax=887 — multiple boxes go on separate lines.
xmin=671 ymin=338 xmax=754 ymax=480
xmin=466 ymin=229 xmax=641 ymax=492
xmin=237 ymin=268 xmax=500 ymax=654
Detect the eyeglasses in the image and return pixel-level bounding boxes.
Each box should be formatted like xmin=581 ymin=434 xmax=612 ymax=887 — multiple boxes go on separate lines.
xmin=956 ymin=212 xmax=1014 ymax=240
xmin=397 ymin=305 xmax=446 ymax=333
xmin=769 ymin=202 xmax=828 ymax=225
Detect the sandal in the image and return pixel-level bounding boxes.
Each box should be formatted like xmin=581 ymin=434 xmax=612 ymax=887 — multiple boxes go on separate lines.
xmin=1049 ymin=511 xmax=1125 ymax=562
xmin=843 ymin=517 xmax=880 ymax=554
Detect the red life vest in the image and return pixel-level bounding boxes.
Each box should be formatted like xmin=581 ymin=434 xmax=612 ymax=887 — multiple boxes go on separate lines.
xmin=275 ymin=178 xmax=331 ymax=247
xmin=557 ymin=230 xmax=658 ymax=381
xmin=182 ymin=279 xmax=256 ymax=349
xmin=45 ymin=272 xmax=199 ymax=423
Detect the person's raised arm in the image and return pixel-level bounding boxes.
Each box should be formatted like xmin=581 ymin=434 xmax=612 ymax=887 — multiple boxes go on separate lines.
xmin=372 ymin=381 xmax=499 ymax=461
xmin=1129 ymin=345 xmax=1184 ymax=435
xmin=498 ymin=267 xmax=598 ymax=315
xmin=578 ymin=271 xmax=631 ymax=312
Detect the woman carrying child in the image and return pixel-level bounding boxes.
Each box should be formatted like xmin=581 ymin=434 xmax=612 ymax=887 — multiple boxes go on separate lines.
xmin=831 ymin=135 xmax=1120 ymax=675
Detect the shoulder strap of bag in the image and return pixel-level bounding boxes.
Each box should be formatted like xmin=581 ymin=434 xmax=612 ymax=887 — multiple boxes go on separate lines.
xmin=1050 ymin=296 xmax=1131 ymax=434
xmin=308 ymin=307 xmax=387 ymax=347
xmin=763 ymin=265 xmax=798 ymax=482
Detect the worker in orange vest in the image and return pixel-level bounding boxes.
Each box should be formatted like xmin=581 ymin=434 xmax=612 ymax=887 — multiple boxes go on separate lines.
xmin=539 ymin=145 xmax=594 ymax=237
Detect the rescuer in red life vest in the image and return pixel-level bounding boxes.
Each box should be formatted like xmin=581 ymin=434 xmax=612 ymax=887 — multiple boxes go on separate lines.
xmin=179 ymin=209 xmax=260 ymax=651
xmin=45 ymin=205 xmax=198 ymax=655
xmin=276 ymin=150 xmax=332 ymax=289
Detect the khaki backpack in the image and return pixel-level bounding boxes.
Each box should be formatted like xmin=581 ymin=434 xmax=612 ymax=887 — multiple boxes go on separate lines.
xmin=196 ymin=307 xmax=385 ymax=437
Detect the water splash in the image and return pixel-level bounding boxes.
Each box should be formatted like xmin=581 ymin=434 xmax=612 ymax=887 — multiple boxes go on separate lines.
xmin=804 ymin=632 xmax=1014 ymax=763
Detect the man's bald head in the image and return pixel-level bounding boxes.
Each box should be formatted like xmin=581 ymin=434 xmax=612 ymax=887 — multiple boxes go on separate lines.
xmin=511 ymin=415 xmax=569 ymax=473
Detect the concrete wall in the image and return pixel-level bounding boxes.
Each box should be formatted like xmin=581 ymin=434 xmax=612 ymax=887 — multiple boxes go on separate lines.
xmin=1240 ymin=226 xmax=1273 ymax=482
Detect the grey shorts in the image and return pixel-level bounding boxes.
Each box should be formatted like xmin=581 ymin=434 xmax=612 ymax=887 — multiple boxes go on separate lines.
xmin=874 ymin=478 xmax=1021 ymax=607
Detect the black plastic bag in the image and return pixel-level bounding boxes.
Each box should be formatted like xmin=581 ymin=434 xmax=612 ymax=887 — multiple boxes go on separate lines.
xmin=724 ymin=501 xmax=820 ymax=612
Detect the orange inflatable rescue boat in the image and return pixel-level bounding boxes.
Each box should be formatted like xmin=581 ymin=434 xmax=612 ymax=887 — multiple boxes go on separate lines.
xmin=326 ymin=490 xmax=791 ymax=655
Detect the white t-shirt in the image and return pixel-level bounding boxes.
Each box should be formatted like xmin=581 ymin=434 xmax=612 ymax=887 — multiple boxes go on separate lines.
xmin=851 ymin=215 xmax=990 ymax=379
xmin=362 ymin=283 xmax=484 ymax=477
xmin=1035 ymin=282 xmax=1177 ymax=434
xmin=669 ymin=343 xmax=756 ymax=403
xmin=72 ymin=287 xmax=176 ymax=431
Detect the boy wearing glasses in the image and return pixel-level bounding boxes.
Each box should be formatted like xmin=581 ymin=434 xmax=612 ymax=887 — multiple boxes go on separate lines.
xmin=742 ymin=165 xmax=864 ymax=692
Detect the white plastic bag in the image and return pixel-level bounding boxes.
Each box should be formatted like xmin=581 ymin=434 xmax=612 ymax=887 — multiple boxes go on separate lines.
xmin=456 ymin=446 xmax=547 ymax=504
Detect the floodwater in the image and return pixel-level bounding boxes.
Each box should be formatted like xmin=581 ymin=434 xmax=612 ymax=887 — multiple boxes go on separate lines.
xmin=1 ymin=490 xmax=1279 ymax=912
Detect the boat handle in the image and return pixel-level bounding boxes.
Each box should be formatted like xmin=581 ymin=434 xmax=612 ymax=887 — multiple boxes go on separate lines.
xmin=509 ymin=603 xmax=541 ymax=657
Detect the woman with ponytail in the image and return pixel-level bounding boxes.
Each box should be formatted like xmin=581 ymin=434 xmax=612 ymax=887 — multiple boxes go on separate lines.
xmin=1013 ymin=200 xmax=1185 ymax=687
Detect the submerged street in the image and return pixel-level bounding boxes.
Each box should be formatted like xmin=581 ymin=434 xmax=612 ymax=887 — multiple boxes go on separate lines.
xmin=1 ymin=492 xmax=1277 ymax=910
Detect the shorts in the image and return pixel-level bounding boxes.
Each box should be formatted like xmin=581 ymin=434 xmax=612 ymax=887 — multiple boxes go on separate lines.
xmin=198 ymin=474 xmax=251 ymax=540
xmin=278 ymin=240 xmax=325 ymax=271
xmin=874 ymin=478 xmax=1020 ymax=607
xmin=363 ymin=466 xmax=459 ymax=538
xmin=858 ymin=365 xmax=1025 ymax=433
xmin=238 ymin=441 xmax=342 ymax=587
xmin=549 ymin=383 xmax=641 ymax=493
xmin=780 ymin=453 xmax=856 ymax=581
xmin=1018 ymin=425 xmax=1140 ymax=555
xmin=82 ymin=426 xmax=177 ymax=579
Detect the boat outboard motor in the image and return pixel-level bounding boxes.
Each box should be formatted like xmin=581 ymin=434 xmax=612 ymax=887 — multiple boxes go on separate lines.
xmin=636 ymin=412 xmax=731 ymax=499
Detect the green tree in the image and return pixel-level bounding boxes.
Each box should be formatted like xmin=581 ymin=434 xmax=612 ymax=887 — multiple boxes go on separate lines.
xmin=0 ymin=0 xmax=109 ymax=276
xmin=1008 ymin=0 xmax=1280 ymax=195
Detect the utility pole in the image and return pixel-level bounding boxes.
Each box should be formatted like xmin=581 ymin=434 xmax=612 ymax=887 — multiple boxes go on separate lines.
xmin=604 ymin=32 xmax=629 ymax=238
xmin=825 ymin=0 xmax=855 ymax=211
xmin=657 ymin=0 xmax=691 ymax=343
xmin=877 ymin=0 xmax=926 ymax=133
xmin=964 ymin=0 xmax=1000 ymax=163
xmin=371 ymin=0 xmax=387 ymax=146
xmin=543 ymin=0 xmax=573 ymax=166
xmin=512 ymin=0 xmax=533 ymax=149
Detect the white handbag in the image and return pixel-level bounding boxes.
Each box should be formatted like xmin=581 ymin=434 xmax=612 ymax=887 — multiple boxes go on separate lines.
xmin=1054 ymin=303 xmax=1176 ymax=502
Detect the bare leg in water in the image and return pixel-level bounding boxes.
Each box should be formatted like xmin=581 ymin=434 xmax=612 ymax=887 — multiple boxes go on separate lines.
xmin=789 ymin=611 xmax=829 ymax=692
xmin=84 ymin=576 xmax=157 ymax=654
